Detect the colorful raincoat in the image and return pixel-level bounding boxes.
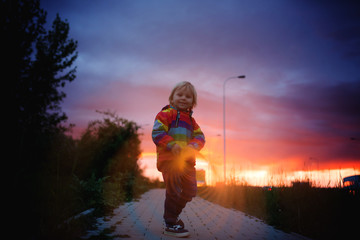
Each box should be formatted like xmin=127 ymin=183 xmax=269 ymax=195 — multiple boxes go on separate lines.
xmin=152 ymin=105 xmax=205 ymax=169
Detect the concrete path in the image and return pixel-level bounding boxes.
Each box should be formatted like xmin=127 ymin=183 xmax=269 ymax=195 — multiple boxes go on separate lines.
xmin=83 ymin=189 xmax=310 ymax=240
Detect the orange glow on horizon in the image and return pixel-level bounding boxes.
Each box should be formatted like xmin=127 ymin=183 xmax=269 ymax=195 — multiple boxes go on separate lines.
xmin=139 ymin=149 xmax=360 ymax=187
xmin=138 ymin=117 xmax=359 ymax=187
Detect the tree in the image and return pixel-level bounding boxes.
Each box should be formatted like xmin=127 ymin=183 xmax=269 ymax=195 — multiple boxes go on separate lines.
xmin=2 ymin=0 xmax=78 ymax=237
xmin=3 ymin=0 xmax=77 ymax=129
xmin=2 ymin=0 xmax=77 ymax=172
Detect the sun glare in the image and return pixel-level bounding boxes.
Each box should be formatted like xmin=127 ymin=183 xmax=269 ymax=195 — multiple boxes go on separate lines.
xmin=139 ymin=150 xmax=359 ymax=188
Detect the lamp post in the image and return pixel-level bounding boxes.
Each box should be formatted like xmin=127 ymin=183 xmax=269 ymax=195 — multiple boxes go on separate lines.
xmin=223 ymin=75 xmax=246 ymax=184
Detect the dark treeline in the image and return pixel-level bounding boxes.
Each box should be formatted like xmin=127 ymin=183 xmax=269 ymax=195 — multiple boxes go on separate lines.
xmin=3 ymin=0 xmax=157 ymax=239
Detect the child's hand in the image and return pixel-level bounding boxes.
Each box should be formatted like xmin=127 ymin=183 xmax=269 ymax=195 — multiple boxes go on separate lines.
xmin=171 ymin=144 xmax=181 ymax=155
xmin=183 ymin=145 xmax=196 ymax=154
xmin=183 ymin=145 xmax=196 ymax=165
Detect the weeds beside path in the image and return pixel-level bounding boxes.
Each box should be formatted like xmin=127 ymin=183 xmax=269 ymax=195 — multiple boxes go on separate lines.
xmin=197 ymin=185 xmax=359 ymax=240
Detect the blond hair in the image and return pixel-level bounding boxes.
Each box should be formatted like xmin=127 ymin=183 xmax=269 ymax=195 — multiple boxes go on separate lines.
xmin=169 ymin=81 xmax=197 ymax=108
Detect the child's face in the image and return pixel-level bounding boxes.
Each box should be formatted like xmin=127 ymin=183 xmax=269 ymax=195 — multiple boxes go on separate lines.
xmin=171 ymin=86 xmax=194 ymax=111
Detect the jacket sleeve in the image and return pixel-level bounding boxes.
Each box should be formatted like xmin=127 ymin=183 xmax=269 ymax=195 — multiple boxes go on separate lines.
xmin=188 ymin=118 xmax=205 ymax=151
xmin=152 ymin=111 xmax=175 ymax=150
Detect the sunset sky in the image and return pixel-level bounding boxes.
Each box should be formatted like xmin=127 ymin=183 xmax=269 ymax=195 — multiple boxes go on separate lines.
xmin=42 ymin=0 xmax=360 ymax=185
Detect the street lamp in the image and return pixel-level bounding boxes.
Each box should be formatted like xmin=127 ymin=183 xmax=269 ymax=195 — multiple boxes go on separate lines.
xmin=223 ymin=75 xmax=246 ymax=184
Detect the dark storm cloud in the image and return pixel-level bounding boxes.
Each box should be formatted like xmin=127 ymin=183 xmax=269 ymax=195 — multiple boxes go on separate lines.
xmin=275 ymin=80 xmax=360 ymax=140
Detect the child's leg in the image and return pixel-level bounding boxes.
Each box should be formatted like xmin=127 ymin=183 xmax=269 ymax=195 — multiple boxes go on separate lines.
xmin=162 ymin=165 xmax=182 ymax=224
xmin=177 ymin=163 xmax=197 ymax=211
xmin=161 ymin=162 xmax=197 ymax=224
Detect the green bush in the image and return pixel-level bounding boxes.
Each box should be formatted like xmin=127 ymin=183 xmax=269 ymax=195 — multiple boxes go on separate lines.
xmin=22 ymin=112 xmax=155 ymax=239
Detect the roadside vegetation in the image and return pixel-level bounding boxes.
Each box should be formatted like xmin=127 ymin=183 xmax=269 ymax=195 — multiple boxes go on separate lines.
xmin=198 ymin=182 xmax=359 ymax=240
xmin=6 ymin=1 xmax=158 ymax=238
xmin=44 ymin=111 xmax=160 ymax=239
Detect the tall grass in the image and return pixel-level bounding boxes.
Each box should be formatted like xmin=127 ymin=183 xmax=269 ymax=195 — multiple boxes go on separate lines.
xmin=197 ymin=183 xmax=359 ymax=240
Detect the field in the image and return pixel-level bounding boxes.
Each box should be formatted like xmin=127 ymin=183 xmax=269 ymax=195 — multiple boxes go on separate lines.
xmin=197 ymin=183 xmax=359 ymax=240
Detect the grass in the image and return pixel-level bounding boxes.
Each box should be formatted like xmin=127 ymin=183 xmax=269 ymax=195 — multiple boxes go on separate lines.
xmin=197 ymin=183 xmax=359 ymax=240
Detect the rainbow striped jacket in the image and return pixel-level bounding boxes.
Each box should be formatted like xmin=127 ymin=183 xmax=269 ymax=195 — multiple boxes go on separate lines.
xmin=152 ymin=105 xmax=205 ymax=167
